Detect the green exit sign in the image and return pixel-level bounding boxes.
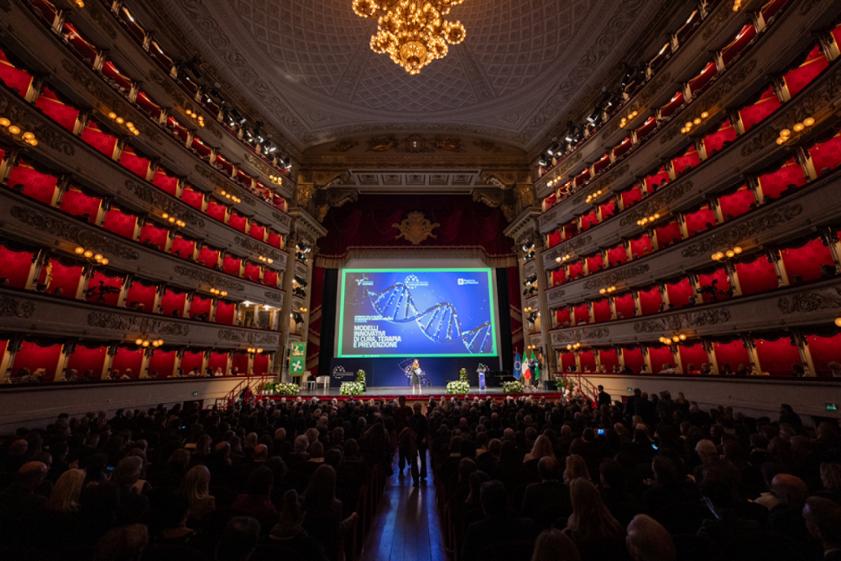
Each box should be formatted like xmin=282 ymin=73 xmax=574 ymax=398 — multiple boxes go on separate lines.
xmin=192 ymin=391 xmax=199 ymax=398
xmin=827 ymin=403 xmax=838 ymax=412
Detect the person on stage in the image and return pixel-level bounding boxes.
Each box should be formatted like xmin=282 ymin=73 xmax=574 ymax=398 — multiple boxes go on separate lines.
xmin=410 ymin=358 xmax=423 ymax=395
xmin=477 ymin=364 xmax=487 ymax=392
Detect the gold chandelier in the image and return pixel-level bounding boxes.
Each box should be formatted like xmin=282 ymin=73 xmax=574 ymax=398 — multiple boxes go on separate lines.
xmin=352 ymin=0 xmax=467 ymax=75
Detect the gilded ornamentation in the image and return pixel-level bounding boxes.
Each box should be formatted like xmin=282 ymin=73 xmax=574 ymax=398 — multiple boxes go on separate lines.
xmin=217 ymin=329 xmax=280 ymax=345
xmin=0 ymin=295 xmax=35 ymax=318
xmin=619 ymin=181 xmax=693 ymax=226
xmin=0 ymin=90 xmax=75 ymax=156
xmin=10 ymin=206 xmax=140 ymax=260
xmin=552 ymin=326 xmax=610 ymax=343
xmin=173 ymin=266 xmax=245 ymax=291
xmin=632 ymin=309 xmax=732 ymax=333
xmin=551 ymin=235 xmax=592 ymax=256
xmin=582 ymin=264 xmax=650 ymax=290
xmin=778 ymin=287 xmax=841 ymax=314
xmin=87 ymin=312 xmax=191 ymax=336
xmin=392 ymin=211 xmax=440 ymax=245
xmin=124 ymin=180 xmax=207 ymax=228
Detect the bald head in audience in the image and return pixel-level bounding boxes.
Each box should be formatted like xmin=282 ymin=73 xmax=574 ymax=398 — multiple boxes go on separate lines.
xmin=626 ymin=514 xmax=676 ymax=561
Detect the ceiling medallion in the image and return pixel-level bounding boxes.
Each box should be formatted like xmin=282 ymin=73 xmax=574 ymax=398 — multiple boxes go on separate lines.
xmin=352 ymin=0 xmax=467 ymax=75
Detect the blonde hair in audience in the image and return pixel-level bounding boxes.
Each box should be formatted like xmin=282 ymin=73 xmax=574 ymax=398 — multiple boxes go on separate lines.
xmin=564 ymin=454 xmax=591 ymax=483
xmin=47 ymin=468 xmax=85 ymax=512
xmin=531 ymin=528 xmax=581 ymax=561
xmin=567 ymin=478 xmax=623 ymax=541
xmin=183 ymin=464 xmax=212 ymax=504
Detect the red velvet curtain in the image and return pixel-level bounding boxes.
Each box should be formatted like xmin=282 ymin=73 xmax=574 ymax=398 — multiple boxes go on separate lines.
xmin=648 ymin=345 xmax=675 ymax=374
xmin=160 ymin=288 xmax=186 ymax=317
xmin=215 ymin=301 xmax=235 ymax=325
xmin=808 ymin=133 xmax=841 ymax=177
xmin=643 ymin=168 xmax=670 ymax=192
xmin=191 ymin=136 xmax=212 ymax=160
xmin=244 ymin=263 xmax=262 ymax=283
xmin=780 ymin=237 xmax=834 ymax=285
xmin=60 ymin=187 xmax=101 ymax=223
xmin=221 ymin=255 xmax=242 ymax=276
xmin=0 ymin=48 xmax=33 ymax=97
xmin=678 ymin=343 xmax=708 ymax=374
xmin=630 ymin=234 xmax=654 ymax=259
xmin=554 ymin=307 xmax=571 ymax=328
xmin=614 ymin=293 xmax=635 ymax=319
xmin=783 ymin=45 xmax=829 ymax=97
xmin=267 ymin=232 xmax=283 ymax=249
xmin=703 ymin=121 xmax=738 ymax=158
xmin=758 ymin=159 xmax=807 ymax=201
xmin=599 ymin=199 xmax=617 ymax=221
xmin=215 ymin=154 xmax=234 ymax=176
xmin=550 ymin=268 xmax=566 ymax=287
xmin=232 ymin=352 xmax=249 ymax=375
xmin=148 ymin=348 xmax=176 ymax=379
xmin=573 ymin=303 xmax=590 ymax=325
xmin=578 ymin=350 xmax=596 ymax=372
xmin=735 ymin=254 xmax=779 ymax=296
xmin=152 ymin=169 xmax=179 ymax=196
xmin=586 ymin=253 xmax=604 ymax=274
xmin=593 ymin=153 xmax=611 ymax=174
xmin=718 ymin=184 xmax=756 ymax=221
xmin=713 ymin=339 xmax=750 ymax=373
xmin=197 ymin=246 xmax=220 ymax=268
xmin=35 ymin=86 xmax=80 ymax=132
xmin=118 ymin=146 xmax=150 ymax=179
xmin=671 ymin=145 xmax=701 ymax=177
xmin=6 ymin=163 xmax=58 ymax=204
xmin=262 ymin=270 xmax=280 ymax=288
xmin=66 ymin=343 xmax=106 ymax=379
xmin=206 ymin=200 xmax=228 ymax=222
xmin=547 ymin=231 xmax=562 ymax=248
xmin=190 ymin=295 xmax=212 ymax=320
xmin=181 ymin=351 xmax=203 ymax=375
xmin=754 ymin=335 xmax=801 ymax=377
xmin=180 ymin=186 xmax=205 ymax=210
xmin=102 ymin=208 xmax=137 ymax=239
xmin=253 ymin=353 xmax=270 ymax=375
xmin=228 ymin=212 xmax=247 ymax=232
xmin=621 ymin=184 xmax=645 ymax=209
xmin=635 ymin=116 xmax=657 ymax=141
xmin=139 ymin=222 xmax=168 ymax=251
xmin=655 ymin=221 xmax=683 ymax=249
xmin=559 ymin=351 xmax=577 ymax=372
xmin=666 ymin=277 xmax=694 ymax=309
xmin=46 ymin=258 xmax=83 ymax=298
xmin=599 ymin=348 xmax=619 ymax=372
xmin=80 ymin=121 xmax=118 ymax=158
xmin=621 ymin=347 xmax=644 ymax=374
xmin=86 ymin=270 xmax=123 ymax=306
xmin=721 ymin=24 xmax=757 ymax=66
xmin=658 ymin=90 xmax=684 ymax=119
xmin=612 ymin=137 xmax=633 ymax=160
xmin=580 ymin=210 xmax=599 ymax=231
xmin=568 ymin=261 xmax=585 ymax=280
xmin=687 ymin=61 xmax=717 ymax=96
xmin=101 ymin=60 xmax=132 ymax=93
xmin=593 ymin=298 xmax=611 ymax=323
xmin=112 ymin=347 xmax=143 ymax=379
xmin=170 ymin=236 xmax=196 ymax=260
xmin=208 ymin=351 xmax=228 ymax=374
xmin=684 ymin=206 xmax=717 ymax=237
xmin=249 ymin=223 xmax=266 ymax=241
xmin=698 ymin=267 xmax=731 ymax=303
xmin=0 ymin=245 xmax=35 ymax=288
xmin=737 ymin=87 xmax=781 ymax=132
xmin=805 ymin=333 xmax=841 ymax=377
xmin=13 ymin=341 xmax=62 ymax=382
xmin=638 ymin=286 xmax=662 ymax=315
xmin=607 ymin=244 xmax=629 ymax=267
xmin=126 ymin=280 xmax=156 ymax=312
xmin=136 ymin=90 xmax=162 ymax=120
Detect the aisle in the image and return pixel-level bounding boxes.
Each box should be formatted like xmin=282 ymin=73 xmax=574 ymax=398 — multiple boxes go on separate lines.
xmin=360 ymin=453 xmax=446 ymax=561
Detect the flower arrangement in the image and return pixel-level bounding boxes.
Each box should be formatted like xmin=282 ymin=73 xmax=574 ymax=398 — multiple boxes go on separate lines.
xmin=502 ymin=380 xmax=524 ymax=394
xmin=275 ymin=382 xmax=300 ymax=396
xmin=446 ymin=380 xmax=470 ymax=395
xmin=340 ymin=381 xmax=366 ymax=396
xmin=356 ymin=369 xmax=366 ymax=386
xmin=458 ymin=367 xmax=468 ymax=382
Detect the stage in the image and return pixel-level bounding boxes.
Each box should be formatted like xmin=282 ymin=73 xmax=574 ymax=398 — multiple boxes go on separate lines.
xmin=263 ymin=386 xmax=567 ymax=402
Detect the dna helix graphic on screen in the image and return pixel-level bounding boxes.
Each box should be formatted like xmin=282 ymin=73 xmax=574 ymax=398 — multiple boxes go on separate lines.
xmin=367 ymin=281 xmax=493 ymax=354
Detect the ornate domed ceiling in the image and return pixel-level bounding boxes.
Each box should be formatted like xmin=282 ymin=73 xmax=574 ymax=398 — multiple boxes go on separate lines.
xmin=147 ymin=0 xmax=670 ymax=153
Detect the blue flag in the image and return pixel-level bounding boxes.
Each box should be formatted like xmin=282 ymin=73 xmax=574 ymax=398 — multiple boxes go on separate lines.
xmin=513 ymin=351 xmax=522 ymax=379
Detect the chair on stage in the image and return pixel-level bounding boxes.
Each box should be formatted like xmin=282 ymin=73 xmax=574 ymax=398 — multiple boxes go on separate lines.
xmin=316 ymin=375 xmax=330 ymax=394
xmin=300 ymin=370 xmax=314 ymax=391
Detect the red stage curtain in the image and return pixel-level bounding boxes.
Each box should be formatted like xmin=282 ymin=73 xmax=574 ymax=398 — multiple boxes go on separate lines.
xmin=0 ymin=245 xmax=34 ymax=288
xmin=713 ymin=339 xmax=750 ymax=373
xmin=630 ymin=234 xmax=654 ymax=259
xmin=659 ymin=90 xmax=684 ymax=119
xmin=614 ymin=293 xmax=635 ymax=319
xmin=66 ymin=344 xmax=106 ymax=379
xmin=568 ymin=261 xmax=585 ymax=281
xmin=181 ymin=351 xmax=203 ymax=375
xmin=805 ymin=333 xmax=841 ymax=377
xmin=684 ymin=205 xmax=718 ymax=237
xmin=197 ymin=246 xmax=220 ymax=268
xmin=222 ymin=255 xmax=242 ymax=276
xmin=60 ymin=187 xmax=101 ymax=223
xmin=599 ymin=348 xmax=619 ymax=373
xmin=593 ymin=298 xmax=611 ymax=323
xmin=671 ymin=145 xmax=701 ymax=177
xmin=160 ymin=288 xmax=186 ymax=317
xmin=102 ymin=208 xmax=137 ymax=239
xmin=117 ymin=146 xmax=150 ymax=179
xmin=721 ymin=23 xmax=757 ymax=66
xmin=666 ymin=277 xmax=694 ymax=309
xmin=638 ymin=286 xmax=662 ymax=315
xmin=643 ymin=167 xmax=670 ymax=192
xmin=599 ymin=199 xmax=617 ymax=221
xmin=180 ymin=186 xmax=205 ymax=210
xmin=81 ymin=121 xmax=118 ymax=158
xmin=554 ymin=307 xmax=571 ymax=328
xmin=138 ymin=222 xmax=168 ymax=251
xmin=249 ymin=223 xmax=266 ymax=241
xmin=586 ymin=253 xmax=604 ymax=274
xmin=621 ymin=183 xmax=645 ymax=209
xmin=190 ymin=295 xmax=212 ymax=320
xmin=126 ymin=280 xmax=156 ymax=312
xmin=152 ymin=169 xmax=179 ymax=196
xmin=86 ymin=270 xmax=123 ymax=306
xmin=698 ymin=267 xmax=731 ymax=303
xmin=267 ymin=232 xmax=283 ymax=249
xmin=170 ymin=236 xmax=196 ymax=260
xmin=208 ymin=351 xmax=228 ymax=374
xmin=580 ymin=210 xmax=599 ymax=231
xmin=550 ymin=268 xmax=566 ymax=287
xmin=755 ymin=336 xmax=801 ymax=377
xmin=547 ymin=231 xmax=562 ymax=248
xmin=621 ymin=347 xmax=645 ymax=374
xmin=607 ymin=244 xmax=628 ymax=267
xmin=780 ymin=237 xmax=835 ymax=284
xmin=244 ymin=263 xmax=262 ymax=283
xmin=0 ymin=47 xmax=33 ymax=97
xmin=718 ymin=184 xmax=756 ymax=221
xmin=612 ymin=137 xmax=633 ymax=160
xmin=35 ymin=86 xmax=80 ymax=132
xmin=46 ymin=258 xmax=83 ymax=298
xmin=687 ymin=61 xmax=717 ymax=96
xmin=136 ymin=90 xmax=162 ymax=120
xmin=808 ymin=133 xmax=841 ymax=177
xmin=232 ymin=352 xmax=249 ymax=375
xmin=13 ymin=341 xmax=62 ymax=382
xmin=253 ymin=353 xmax=270 ymax=375
xmin=262 ymin=270 xmax=280 ymax=288
xmin=678 ymin=343 xmax=708 ymax=374
xmin=593 ymin=153 xmax=611 ymax=174
xmin=215 ymin=301 xmax=235 ymax=325
xmin=206 ymin=200 xmax=228 ymax=222
xmin=573 ymin=303 xmax=590 ymax=325
xmin=735 ymin=254 xmax=778 ymax=296
xmin=6 ymin=163 xmax=58 ymax=204
xmin=649 ymin=345 xmax=675 ymax=374
xmin=579 ymin=350 xmax=596 ymax=372
xmin=148 ymin=349 xmax=176 ymax=379
xmin=228 ymin=212 xmax=247 ymax=233
xmin=559 ymin=351 xmax=576 ymax=372
xmin=655 ymin=221 xmax=683 ymax=249
xmin=738 ymin=87 xmax=781 ymax=132
xmin=112 ymin=347 xmax=143 ymax=379
xmin=783 ymin=45 xmax=829 ymax=98
xmin=758 ymin=158 xmax=807 ymax=201
xmin=635 ymin=116 xmax=657 ymax=141
xmin=703 ymin=121 xmax=738 ymax=158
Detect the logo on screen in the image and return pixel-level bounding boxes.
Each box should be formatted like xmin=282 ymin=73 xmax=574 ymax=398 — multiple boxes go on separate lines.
xmin=404 ymin=275 xmax=428 ymax=289
xmin=355 ymin=277 xmax=374 ymax=287
xmin=458 ymin=278 xmax=479 ymax=286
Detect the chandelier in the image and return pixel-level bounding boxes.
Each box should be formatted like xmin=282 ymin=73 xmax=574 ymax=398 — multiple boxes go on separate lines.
xmin=352 ymin=0 xmax=467 ymax=75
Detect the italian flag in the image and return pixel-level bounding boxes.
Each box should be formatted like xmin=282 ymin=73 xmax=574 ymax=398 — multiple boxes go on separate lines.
xmin=521 ymin=357 xmax=532 ymax=384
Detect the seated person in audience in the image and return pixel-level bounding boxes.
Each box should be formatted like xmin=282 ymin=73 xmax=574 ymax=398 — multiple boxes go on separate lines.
xmin=461 ymin=480 xmax=536 ymax=561
xmin=564 ymin=478 xmax=628 ymax=561
xmin=625 ymin=514 xmax=675 ymax=561
xmin=803 ymin=496 xmax=841 ymax=561
xmin=262 ymin=489 xmax=328 ymax=561
xmin=521 ymin=456 xmax=571 ymax=529
xmin=302 ymin=464 xmax=357 ymax=561
xmin=531 ymin=528 xmax=581 ymax=561
xmin=215 ymin=516 xmax=260 ymax=561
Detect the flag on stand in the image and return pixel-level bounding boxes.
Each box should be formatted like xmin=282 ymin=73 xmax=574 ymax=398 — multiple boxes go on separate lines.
xmin=521 ymin=357 xmax=532 ymax=384
xmin=530 ymin=350 xmax=541 ymax=383
xmin=513 ymin=351 xmax=522 ymax=380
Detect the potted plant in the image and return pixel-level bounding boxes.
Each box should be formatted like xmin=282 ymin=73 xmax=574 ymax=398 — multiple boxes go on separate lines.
xmin=502 ymin=380 xmax=524 ymax=394
xmin=340 ymin=381 xmax=365 ymax=396
xmin=276 ymin=382 xmax=300 ymax=396
xmin=356 ymin=369 xmax=366 ymax=387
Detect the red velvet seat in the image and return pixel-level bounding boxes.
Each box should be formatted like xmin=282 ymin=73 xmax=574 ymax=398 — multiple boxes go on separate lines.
xmin=737 ymin=87 xmax=781 ymax=132
xmin=718 ymin=184 xmax=756 ymax=221
xmin=684 ymin=205 xmax=718 ymax=237
xmin=808 ymin=133 xmax=841 ymax=177
xmin=35 ymin=86 xmax=80 ymax=132
xmin=138 ymin=222 xmax=169 ymax=252
xmin=6 ymin=163 xmax=58 ymax=204
xmin=0 ymin=47 xmax=34 ymax=97
xmin=783 ymin=45 xmax=829 ymax=98
xmin=757 ymin=159 xmax=807 ymax=201
xmin=702 ymin=121 xmax=738 ymax=158
xmin=81 ymin=120 xmax=118 ymax=158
